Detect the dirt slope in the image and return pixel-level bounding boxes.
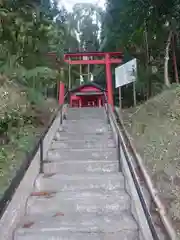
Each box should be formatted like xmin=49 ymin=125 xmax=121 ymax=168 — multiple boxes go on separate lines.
xmin=122 ymin=86 xmax=180 ymax=238
xmin=0 ymin=78 xmax=58 ymax=199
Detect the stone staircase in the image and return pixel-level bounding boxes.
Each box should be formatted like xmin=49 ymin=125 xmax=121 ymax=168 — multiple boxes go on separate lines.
xmin=14 ymin=107 xmax=139 ymax=240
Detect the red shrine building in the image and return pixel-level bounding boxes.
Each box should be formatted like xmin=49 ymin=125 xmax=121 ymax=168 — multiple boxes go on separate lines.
xmin=49 ymin=51 xmax=123 ymax=108
xmin=69 ymin=82 xmax=106 ymax=108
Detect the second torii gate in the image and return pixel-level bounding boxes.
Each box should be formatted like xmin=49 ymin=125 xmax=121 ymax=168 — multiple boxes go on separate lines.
xmin=64 ymin=51 xmax=123 ymax=107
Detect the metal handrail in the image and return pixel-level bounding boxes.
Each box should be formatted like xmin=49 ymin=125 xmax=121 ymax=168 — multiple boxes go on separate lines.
xmin=0 ymin=92 xmax=68 ymax=219
xmin=103 ymin=94 xmax=121 ymax=171
xmin=103 ymin=94 xmax=160 ymax=240
xmin=38 ymin=91 xmax=69 ymax=174
xmin=115 ymin=108 xmax=175 ymax=240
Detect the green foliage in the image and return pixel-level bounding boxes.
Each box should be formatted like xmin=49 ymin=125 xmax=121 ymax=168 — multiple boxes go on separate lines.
xmin=26 ymin=88 xmax=44 ymax=106
xmin=24 ymin=67 xmax=58 ymax=89
xmin=0 ymin=0 xmax=75 ymax=198
xmin=0 ymin=110 xmax=20 ymax=135
xmin=0 ymin=0 xmax=68 ymax=87
xmin=101 ymin=0 xmax=180 ymax=104
xmin=0 ymin=0 xmax=105 ymax=149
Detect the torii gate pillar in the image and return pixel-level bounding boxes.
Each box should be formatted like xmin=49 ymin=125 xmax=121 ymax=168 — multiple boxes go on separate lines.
xmin=59 ymin=81 xmax=65 ymax=105
xmin=105 ymin=53 xmax=114 ymax=107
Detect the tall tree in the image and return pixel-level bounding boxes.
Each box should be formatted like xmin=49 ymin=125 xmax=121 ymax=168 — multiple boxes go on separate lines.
xmin=71 ymin=3 xmax=103 ymax=52
xmin=102 ymin=0 xmax=180 ymax=103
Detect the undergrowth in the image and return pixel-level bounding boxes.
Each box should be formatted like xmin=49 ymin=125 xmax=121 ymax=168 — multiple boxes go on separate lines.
xmin=0 ymin=77 xmax=58 ymax=199
xmin=122 ymin=85 xmax=180 ymax=237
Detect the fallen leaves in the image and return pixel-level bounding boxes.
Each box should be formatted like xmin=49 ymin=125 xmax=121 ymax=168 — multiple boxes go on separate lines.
xmin=22 ymin=221 xmax=34 ymax=228
xmin=30 ymin=191 xmax=56 ymax=197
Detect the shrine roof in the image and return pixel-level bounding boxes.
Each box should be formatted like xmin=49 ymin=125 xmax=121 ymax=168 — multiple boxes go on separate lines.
xmin=70 ymin=82 xmax=106 ymax=93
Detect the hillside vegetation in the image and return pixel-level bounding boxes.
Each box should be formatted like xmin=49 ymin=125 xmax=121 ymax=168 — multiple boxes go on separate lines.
xmin=122 ymin=86 xmax=180 ymax=237
xmin=0 ymin=77 xmax=58 ymax=198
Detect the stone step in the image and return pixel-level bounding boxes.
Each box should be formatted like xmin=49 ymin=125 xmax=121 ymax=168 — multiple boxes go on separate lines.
xmin=66 ymin=113 xmax=106 ymax=117
xmin=50 ymin=140 xmax=115 ymax=149
xmin=15 ymin=230 xmax=138 ymax=240
xmin=53 ymin=134 xmax=114 ymax=142
xmin=64 ymin=119 xmax=106 ymax=123
xmin=35 ymin=173 xmax=124 ymax=192
xmin=63 ymin=118 xmax=107 ymax=123
xmin=67 ymin=108 xmax=106 ymax=116
xmin=43 ymin=160 xmax=119 ymax=174
xmin=67 ymin=107 xmax=105 ymax=111
xmin=15 ymin=212 xmax=138 ymax=240
xmin=26 ymin=190 xmax=130 ymax=216
xmin=54 ymin=130 xmax=114 ymax=141
xmin=63 ymin=121 xmax=110 ymax=128
xmin=54 ymin=132 xmax=113 ymax=141
xmin=62 ymin=123 xmax=108 ymax=129
xmin=59 ymin=126 xmax=111 ymax=134
xmin=46 ymin=148 xmax=117 ymax=162
xmin=66 ymin=114 xmax=107 ymax=120
xmin=67 ymin=107 xmax=105 ymax=113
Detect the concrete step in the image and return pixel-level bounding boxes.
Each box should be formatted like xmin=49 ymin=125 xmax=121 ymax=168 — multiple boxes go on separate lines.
xmin=35 ymin=173 xmax=124 ymax=192
xmin=66 ymin=114 xmax=107 ymax=121
xmin=67 ymin=107 xmax=106 ymax=117
xmin=54 ymin=132 xmax=113 ymax=141
xmin=59 ymin=126 xmax=111 ymax=134
xmin=15 ymin=230 xmax=139 ymax=240
xmin=65 ymin=115 xmax=107 ymax=120
xmin=50 ymin=139 xmax=115 ymax=149
xmin=15 ymin=212 xmax=138 ymax=240
xmin=54 ymin=130 xmax=114 ymax=141
xmin=63 ymin=118 xmax=107 ymax=123
xmin=63 ymin=120 xmax=108 ymax=125
xmin=26 ymin=190 xmax=130 ymax=216
xmin=43 ymin=160 xmax=118 ymax=174
xmin=67 ymin=107 xmax=105 ymax=112
xmin=67 ymin=108 xmax=106 ymax=113
xmin=46 ymin=148 xmax=117 ymax=162
xmin=62 ymin=123 xmax=108 ymax=130
xmin=59 ymin=122 xmax=110 ymax=128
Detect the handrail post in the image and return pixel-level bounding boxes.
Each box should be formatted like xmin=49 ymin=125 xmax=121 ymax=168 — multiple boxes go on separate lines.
xmin=39 ymin=138 xmax=44 ymax=173
xmin=117 ymin=133 xmax=122 ymax=171
xmin=106 ymin=104 xmax=110 ymax=124
xmin=60 ymin=107 xmax=63 ymax=125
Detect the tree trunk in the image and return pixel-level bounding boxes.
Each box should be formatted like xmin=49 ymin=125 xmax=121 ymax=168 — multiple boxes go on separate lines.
xmin=144 ymin=21 xmax=152 ymax=99
xmin=172 ymin=33 xmax=179 ymax=83
xmin=164 ymin=31 xmax=172 ymax=87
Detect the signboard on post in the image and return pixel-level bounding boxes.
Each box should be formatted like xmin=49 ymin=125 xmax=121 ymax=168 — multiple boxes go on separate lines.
xmin=115 ymin=58 xmax=137 ymax=88
xmin=115 ymin=58 xmax=137 ymax=109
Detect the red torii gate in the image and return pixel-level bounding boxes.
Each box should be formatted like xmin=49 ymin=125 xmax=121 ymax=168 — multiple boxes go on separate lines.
xmin=64 ymin=51 xmax=123 ymax=107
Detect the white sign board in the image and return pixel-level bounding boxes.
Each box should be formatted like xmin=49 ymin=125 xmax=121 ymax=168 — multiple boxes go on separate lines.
xmin=83 ymin=56 xmax=88 ymax=60
xmin=115 ymin=58 xmax=137 ymax=88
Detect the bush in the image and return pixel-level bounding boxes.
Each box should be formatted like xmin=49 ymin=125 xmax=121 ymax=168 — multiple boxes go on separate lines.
xmin=26 ymin=88 xmax=44 ymax=106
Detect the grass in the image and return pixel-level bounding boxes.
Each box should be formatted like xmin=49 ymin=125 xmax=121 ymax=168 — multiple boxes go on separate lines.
xmin=122 ymin=86 xmax=180 ymax=237
xmin=0 ymin=125 xmax=36 ymax=198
